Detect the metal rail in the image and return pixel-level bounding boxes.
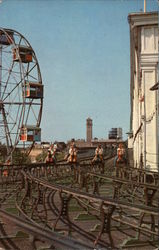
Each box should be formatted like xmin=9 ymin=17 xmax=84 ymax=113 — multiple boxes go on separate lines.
xmin=0 ymin=155 xmax=158 ymax=249
xmin=13 ymin=170 xmax=158 ymax=248
xmin=0 ymin=209 xmax=93 ymax=250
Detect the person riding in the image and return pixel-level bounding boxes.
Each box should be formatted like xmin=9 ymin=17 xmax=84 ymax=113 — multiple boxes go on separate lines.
xmin=45 ymin=144 xmax=57 ymax=163
xmin=66 ymin=142 xmax=77 ymax=163
xmin=92 ymin=144 xmax=103 ymax=164
xmin=114 ymin=143 xmax=126 ymax=166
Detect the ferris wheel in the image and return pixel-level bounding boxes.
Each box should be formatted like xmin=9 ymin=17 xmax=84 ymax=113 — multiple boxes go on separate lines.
xmin=0 ymin=28 xmax=43 ymax=160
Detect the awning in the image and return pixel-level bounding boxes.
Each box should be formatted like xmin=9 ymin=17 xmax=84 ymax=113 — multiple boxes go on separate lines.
xmin=150 ymin=82 xmax=159 ymax=91
xmin=133 ymin=123 xmax=143 ymax=144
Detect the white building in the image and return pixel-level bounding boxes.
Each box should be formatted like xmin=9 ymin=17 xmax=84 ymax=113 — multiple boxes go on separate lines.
xmin=128 ymin=12 xmax=158 ymax=171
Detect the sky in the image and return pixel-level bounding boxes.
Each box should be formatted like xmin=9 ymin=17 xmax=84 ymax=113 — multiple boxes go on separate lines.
xmin=0 ymin=0 xmax=158 ymax=143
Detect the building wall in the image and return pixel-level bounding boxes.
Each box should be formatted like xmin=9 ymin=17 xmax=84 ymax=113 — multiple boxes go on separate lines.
xmin=108 ymin=127 xmax=123 ymax=140
xmin=117 ymin=128 xmax=123 ymax=139
xmin=141 ymin=26 xmax=158 ymax=170
xmin=128 ymin=13 xmax=158 ymax=171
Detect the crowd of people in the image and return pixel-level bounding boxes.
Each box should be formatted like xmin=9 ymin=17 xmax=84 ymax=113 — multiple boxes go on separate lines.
xmin=45 ymin=141 xmax=126 ymax=168
xmin=1 ymin=141 xmax=126 ymax=178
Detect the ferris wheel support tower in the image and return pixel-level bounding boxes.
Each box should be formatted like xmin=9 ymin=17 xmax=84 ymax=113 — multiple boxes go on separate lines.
xmin=0 ymin=28 xmax=44 ymax=162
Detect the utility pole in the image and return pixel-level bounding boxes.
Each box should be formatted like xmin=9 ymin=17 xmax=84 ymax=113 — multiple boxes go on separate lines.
xmin=144 ymin=0 xmax=146 ymax=13
xmin=0 ymin=46 xmax=2 ymax=100
xmin=143 ymin=81 xmax=146 ymax=169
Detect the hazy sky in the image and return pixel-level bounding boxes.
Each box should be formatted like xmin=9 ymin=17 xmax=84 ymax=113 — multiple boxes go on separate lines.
xmin=0 ymin=0 xmax=158 ymax=142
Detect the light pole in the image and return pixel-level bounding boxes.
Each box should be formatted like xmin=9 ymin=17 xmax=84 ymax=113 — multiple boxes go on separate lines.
xmin=150 ymin=81 xmax=159 ymax=171
xmin=144 ymin=0 xmax=146 ymax=13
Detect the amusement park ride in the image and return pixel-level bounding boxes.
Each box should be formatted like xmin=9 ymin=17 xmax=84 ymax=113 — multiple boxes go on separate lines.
xmin=0 ymin=28 xmax=43 ymax=161
xmin=0 ymin=25 xmax=158 ymax=250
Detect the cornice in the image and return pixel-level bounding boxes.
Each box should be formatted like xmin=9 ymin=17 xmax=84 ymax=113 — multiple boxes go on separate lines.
xmin=128 ymin=12 xmax=158 ymax=27
xmin=140 ymin=53 xmax=159 ymax=60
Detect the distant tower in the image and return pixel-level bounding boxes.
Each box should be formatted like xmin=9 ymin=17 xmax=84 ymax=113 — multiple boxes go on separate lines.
xmin=86 ymin=117 xmax=92 ymax=143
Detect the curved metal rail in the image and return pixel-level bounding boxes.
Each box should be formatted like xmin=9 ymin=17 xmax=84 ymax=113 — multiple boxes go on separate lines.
xmin=0 ymin=155 xmax=158 ymax=249
xmin=14 ymin=170 xmax=158 ymax=248
xmin=0 ymin=209 xmax=93 ymax=250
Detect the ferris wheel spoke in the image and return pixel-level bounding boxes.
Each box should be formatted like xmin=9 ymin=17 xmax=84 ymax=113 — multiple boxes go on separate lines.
xmin=6 ymin=109 xmax=15 ymax=124
xmin=3 ymin=78 xmax=23 ymax=102
xmin=5 ymin=103 xmax=18 ymax=125
xmin=18 ymin=36 xmax=23 ymax=46
xmin=14 ymin=104 xmax=24 ymax=145
xmin=30 ymin=104 xmax=39 ymax=124
xmin=1 ymin=61 xmax=14 ymax=99
xmin=24 ymin=100 xmax=32 ymax=125
xmin=1 ymin=67 xmax=20 ymax=77
xmin=0 ymin=135 xmax=9 ymax=141
xmin=26 ymin=73 xmax=38 ymax=82
xmin=24 ymin=63 xmax=37 ymax=79
xmin=2 ymin=66 xmax=22 ymax=102
xmin=6 ymin=65 xmax=22 ymax=85
xmin=8 ymin=105 xmax=22 ymax=143
xmin=3 ymin=64 xmax=38 ymax=102
xmin=1 ymin=105 xmax=13 ymax=152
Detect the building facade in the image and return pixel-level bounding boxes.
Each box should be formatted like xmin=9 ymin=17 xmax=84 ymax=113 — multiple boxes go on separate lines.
xmin=86 ymin=117 xmax=92 ymax=143
xmin=108 ymin=127 xmax=123 ymax=140
xmin=128 ymin=12 xmax=158 ymax=171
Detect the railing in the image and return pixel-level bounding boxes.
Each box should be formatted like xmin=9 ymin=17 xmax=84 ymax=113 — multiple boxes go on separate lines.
xmin=0 ymin=209 xmax=93 ymax=250
xmin=0 ymin=154 xmax=158 ymax=249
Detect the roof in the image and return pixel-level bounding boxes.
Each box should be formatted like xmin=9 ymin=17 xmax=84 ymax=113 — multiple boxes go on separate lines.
xmin=25 ymin=81 xmax=43 ymax=86
xmin=87 ymin=117 xmax=92 ymax=121
xmin=91 ymin=139 xmax=124 ymax=143
xmin=22 ymin=125 xmax=41 ymax=130
xmin=128 ymin=11 xmax=158 ymax=17
xmin=128 ymin=11 xmax=158 ymax=26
